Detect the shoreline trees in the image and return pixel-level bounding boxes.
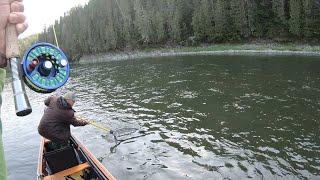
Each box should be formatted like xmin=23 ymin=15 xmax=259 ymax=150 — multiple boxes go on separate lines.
xmin=38 ymin=0 xmax=320 ymax=59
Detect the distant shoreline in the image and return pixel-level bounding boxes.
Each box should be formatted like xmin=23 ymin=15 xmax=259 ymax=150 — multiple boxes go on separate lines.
xmin=78 ymin=44 xmax=320 ymax=64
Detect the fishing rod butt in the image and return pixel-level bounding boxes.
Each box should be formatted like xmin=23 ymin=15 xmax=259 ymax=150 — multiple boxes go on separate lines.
xmin=6 ymin=24 xmax=32 ymax=116
xmin=10 ymin=57 xmax=32 ymax=117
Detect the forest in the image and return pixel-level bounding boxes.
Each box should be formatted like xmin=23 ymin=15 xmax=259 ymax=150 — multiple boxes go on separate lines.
xmin=36 ymin=0 xmax=320 ymax=60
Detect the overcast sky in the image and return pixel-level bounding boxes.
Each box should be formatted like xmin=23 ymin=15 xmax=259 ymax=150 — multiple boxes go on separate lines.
xmin=21 ymin=0 xmax=89 ymax=38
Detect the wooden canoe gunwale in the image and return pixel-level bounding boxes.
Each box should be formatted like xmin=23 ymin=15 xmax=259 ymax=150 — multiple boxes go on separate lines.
xmin=37 ymin=138 xmax=45 ymax=180
xmin=71 ymin=135 xmax=115 ymax=180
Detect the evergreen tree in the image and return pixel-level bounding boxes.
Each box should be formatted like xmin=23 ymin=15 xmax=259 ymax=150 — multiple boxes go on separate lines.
xmin=303 ymin=0 xmax=320 ymax=39
xmin=289 ymin=0 xmax=303 ymax=36
xmin=192 ymin=0 xmax=213 ymax=41
xmin=214 ymin=0 xmax=228 ymax=41
xmin=230 ymin=0 xmax=249 ymax=40
xmin=34 ymin=0 xmax=320 ymax=60
xmin=272 ymin=0 xmax=288 ymax=38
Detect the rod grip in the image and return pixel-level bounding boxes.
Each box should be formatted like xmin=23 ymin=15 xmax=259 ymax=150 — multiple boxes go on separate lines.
xmin=6 ymin=24 xmax=20 ymax=58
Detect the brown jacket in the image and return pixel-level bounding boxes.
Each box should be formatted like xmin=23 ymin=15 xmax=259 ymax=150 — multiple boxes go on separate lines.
xmin=38 ymin=96 xmax=87 ymax=142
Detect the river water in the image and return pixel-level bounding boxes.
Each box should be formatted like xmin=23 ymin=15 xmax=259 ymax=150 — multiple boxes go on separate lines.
xmin=1 ymin=55 xmax=320 ymax=180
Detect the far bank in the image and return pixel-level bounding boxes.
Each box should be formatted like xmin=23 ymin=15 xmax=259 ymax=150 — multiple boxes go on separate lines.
xmin=78 ymin=43 xmax=320 ymax=64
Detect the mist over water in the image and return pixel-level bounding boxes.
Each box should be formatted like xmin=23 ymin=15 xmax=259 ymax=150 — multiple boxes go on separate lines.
xmin=2 ymin=55 xmax=320 ymax=179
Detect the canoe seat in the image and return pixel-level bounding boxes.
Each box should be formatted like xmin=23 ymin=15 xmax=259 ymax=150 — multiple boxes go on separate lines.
xmin=44 ymin=146 xmax=79 ymax=174
xmin=43 ymin=162 xmax=90 ymax=180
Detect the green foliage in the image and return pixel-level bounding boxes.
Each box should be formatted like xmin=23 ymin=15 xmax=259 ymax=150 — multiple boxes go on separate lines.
xmin=192 ymin=0 xmax=213 ymax=41
xmin=36 ymin=0 xmax=320 ymax=59
xmin=272 ymin=0 xmax=287 ymax=38
xmin=230 ymin=0 xmax=249 ymax=40
xmin=289 ymin=0 xmax=302 ymax=36
xmin=303 ymin=0 xmax=320 ymax=40
xmin=214 ymin=0 xmax=228 ymax=41
xmin=19 ymin=34 xmax=39 ymax=55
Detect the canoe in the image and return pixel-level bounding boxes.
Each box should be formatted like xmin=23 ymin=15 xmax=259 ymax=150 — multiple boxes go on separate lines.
xmin=37 ymin=135 xmax=115 ymax=180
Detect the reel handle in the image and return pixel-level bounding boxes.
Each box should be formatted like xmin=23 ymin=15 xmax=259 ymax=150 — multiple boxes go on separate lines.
xmin=6 ymin=24 xmax=32 ymax=116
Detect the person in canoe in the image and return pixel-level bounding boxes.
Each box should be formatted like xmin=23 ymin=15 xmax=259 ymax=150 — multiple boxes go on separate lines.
xmin=38 ymin=92 xmax=88 ymax=150
xmin=0 ymin=0 xmax=28 ymax=178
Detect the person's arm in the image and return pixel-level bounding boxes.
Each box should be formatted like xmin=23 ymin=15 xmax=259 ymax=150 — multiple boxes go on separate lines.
xmin=69 ymin=115 xmax=88 ymax=127
xmin=0 ymin=69 xmax=6 ymax=180
xmin=0 ymin=1 xmax=28 ymax=178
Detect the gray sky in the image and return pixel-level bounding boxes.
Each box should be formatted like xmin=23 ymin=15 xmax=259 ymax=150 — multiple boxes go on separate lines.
xmin=21 ymin=0 xmax=89 ymax=38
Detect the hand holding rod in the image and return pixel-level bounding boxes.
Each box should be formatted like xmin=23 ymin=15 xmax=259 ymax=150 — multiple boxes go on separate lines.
xmin=6 ymin=24 xmax=32 ymax=116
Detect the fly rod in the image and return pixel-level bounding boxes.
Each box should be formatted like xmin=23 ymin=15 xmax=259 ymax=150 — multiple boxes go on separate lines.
xmin=6 ymin=24 xmax=32 ymax=116
xmin=77 ymin=115 xmax=117 ymax=142
xmin=6 ymin=21 xmax=70 ymax=116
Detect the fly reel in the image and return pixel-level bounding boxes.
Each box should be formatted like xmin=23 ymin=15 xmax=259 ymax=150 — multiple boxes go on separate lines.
xmin=22 ymin=43 xmax=70 ymax=93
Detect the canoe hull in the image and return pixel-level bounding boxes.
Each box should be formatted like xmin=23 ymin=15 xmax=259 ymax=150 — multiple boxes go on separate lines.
xmin=37 ymin=135 xmax=115 ymax=180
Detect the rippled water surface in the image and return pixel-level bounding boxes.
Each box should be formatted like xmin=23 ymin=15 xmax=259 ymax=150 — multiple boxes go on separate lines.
xmin=2 ymin=55 xmax=320 ymax=179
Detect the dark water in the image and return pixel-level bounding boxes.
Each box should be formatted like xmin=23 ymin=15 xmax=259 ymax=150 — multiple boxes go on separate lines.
xmin=2 ymin=55 xmax=320 ymax=179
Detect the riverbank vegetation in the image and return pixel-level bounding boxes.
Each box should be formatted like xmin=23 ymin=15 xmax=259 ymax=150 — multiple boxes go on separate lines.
xmin=153 ymin=43 xmax=320 ymax=53
xmin=24 ymin=0 xmax=320 ymax=60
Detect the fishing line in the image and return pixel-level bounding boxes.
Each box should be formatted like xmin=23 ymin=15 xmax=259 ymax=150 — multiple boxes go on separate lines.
xmin=52 ymin=24 xmax=60 ymax=48
xmin=109 ymin=131 xmax=153 ymax=153
xmin=114 ymin=0 xmax=126 ymax=20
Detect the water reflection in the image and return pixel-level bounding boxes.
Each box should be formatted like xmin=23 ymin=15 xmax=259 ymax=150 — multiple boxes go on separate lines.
xmin=71 ymin=55 xmax=320 ymax=179
xmin=2 ymin=55 xmax=320 ymax=179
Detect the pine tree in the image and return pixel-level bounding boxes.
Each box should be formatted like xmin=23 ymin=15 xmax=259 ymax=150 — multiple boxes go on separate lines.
xmin=230 ymin=0 xmax=249 ymax=40
xmin=214 ymin=0 xmax=228 ymax=41
xmin=303 ymin=0 xmax=320 ymax=40
xmin=192 ymin=0 xmax=213 ymax=41
xmin=272 ymin=0 xmax=287 ymax=38
xmin=34 ymin=0 xmax=320 ymax=60
xmin=289 ymin=0 xmax=303 ymax=37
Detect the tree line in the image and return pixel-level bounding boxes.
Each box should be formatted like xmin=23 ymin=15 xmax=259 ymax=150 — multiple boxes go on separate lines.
xmin=37 ymin=0 xmax=320 ymax=60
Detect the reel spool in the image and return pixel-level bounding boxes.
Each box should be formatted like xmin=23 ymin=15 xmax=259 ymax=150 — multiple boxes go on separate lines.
xmin=22 ymin=43 xmax=70 ymax=93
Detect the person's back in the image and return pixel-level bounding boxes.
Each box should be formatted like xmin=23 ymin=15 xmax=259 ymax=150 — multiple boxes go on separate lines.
xmin=38 ymin=93 xmax=87 ymax=144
